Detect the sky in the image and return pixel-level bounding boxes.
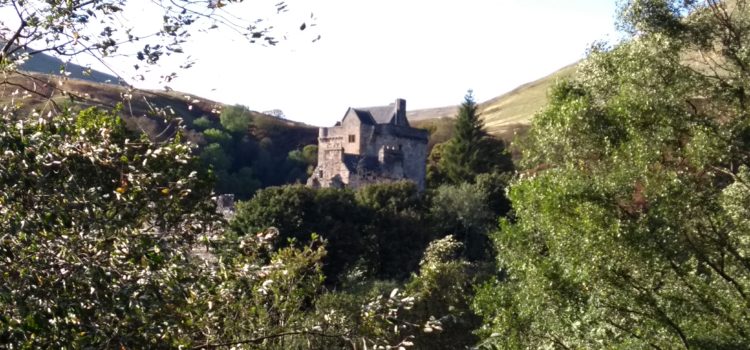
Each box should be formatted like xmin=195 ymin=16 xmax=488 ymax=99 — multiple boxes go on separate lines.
xmin=5 ymin=0 xmax=622 ymax=126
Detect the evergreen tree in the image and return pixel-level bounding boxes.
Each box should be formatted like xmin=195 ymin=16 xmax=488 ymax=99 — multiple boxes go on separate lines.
xmin=440 ymin=91 xmax=512 ymax=184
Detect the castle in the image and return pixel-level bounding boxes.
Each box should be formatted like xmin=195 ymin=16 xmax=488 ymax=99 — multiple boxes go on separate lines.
xmin=307 ymin=98 xmax=429 ymax=190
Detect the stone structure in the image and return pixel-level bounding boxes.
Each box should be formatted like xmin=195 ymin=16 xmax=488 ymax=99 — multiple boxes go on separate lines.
xmin=215 ymin=194 xmax=235 ymax=220
xmin=307 ymin=98 xmax=429 ymax=190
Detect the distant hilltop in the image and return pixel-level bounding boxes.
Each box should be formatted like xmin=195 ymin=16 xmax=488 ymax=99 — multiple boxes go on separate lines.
xmin=1 ymin=41 xmax=121 ymax=84
xmin=407 ymin=62 xmax=578 ymax=137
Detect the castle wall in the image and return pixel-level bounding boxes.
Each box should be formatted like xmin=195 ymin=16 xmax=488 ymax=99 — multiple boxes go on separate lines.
xmin=307 ymin=146 xmax=352 ymax=188
xmin=340 ymin=113 xmax=363 ymax=155
xmin=308 ymin=100 xmax=429 ymax=191
xmin=363 ymin=126 xmax=427 ymax=190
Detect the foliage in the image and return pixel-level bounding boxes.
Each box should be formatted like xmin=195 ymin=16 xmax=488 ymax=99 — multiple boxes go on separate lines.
xmin=302 ymin=144 xmax=319 ymax=164
xmin=220 ymin=105 xmax=253 ymax=134
xmin=200 ymin=142 xmax=232 ymax=170
xmin=475 ymin=1 xmax=750 ymax=348
xmin=439 ymin=91 xmax=513 ymax=185
xmin=0 ymin=0 xmax=318 ymax=200
xmin=287 ymin=144 xmax=318 ymax=177
xmin=401 ymin=235 xmax=484 ymax=349
xmin=192 ymin=116 xmax=213 ymax=131
xmin=215 ymin=167 xmax=262 ymax=196
xmin=308 ymin=243 xmax=486 ymax=350
xmin=355 ymin=182 xmax=434 ymax=279
xmin=196 ymin=232 xmax=333 ymax=350
xmin=195 ymin=110 xmax=315 ymax=198
xmin=232 ymin=182 xmax=438 ymax=282
xmin=474 ymin=171 xmax=512 ymax=217
xmin=203 ymin=128 xmax=232 ymax=147
xmin=0 ymin=1 xmax=509 ymax=348
xmin=426 ymin=142 xmax=447 ymax=188
xmin=0 ymin=106 xmax=433 ymax=349
xmin=231 ymin=185 xmax=368 ymax=283
xmin=0 ymin=107 xmax=216 ymax=347
xmin=304 ymin=236 xmax=492 ymax=350
xmin=430 ymin=182 xmax=496 ymax=261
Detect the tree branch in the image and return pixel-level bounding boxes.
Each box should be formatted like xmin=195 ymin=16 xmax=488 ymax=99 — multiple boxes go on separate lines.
xmin=191 ymin=330 xmax=345 ymax=349
xmin=1 ymin=19 xmax=27 ymax=59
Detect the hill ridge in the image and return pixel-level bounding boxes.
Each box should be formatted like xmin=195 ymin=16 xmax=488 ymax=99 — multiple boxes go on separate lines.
xmin=407 ymin=62 xmax=578 ymax=140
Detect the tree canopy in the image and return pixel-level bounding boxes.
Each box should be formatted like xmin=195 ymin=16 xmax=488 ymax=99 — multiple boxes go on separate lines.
xmin=11 ymin=0 xmax=750 ymax=349
xmin=474 ymin=1 xmax=750 ymax=348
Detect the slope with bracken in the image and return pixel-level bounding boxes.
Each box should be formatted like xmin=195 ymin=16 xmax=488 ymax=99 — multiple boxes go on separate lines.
xmin=0 ymin=70 xmax=319 ymax=197
xmin=0 ymin=71 xmax=317 ymax=146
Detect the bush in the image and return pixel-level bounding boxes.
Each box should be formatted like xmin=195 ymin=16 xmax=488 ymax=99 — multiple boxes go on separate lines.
xmin=192 ymin=115 xmax=213 ymax=130
xmin=220 ymin=104 xmax=252 ymax=133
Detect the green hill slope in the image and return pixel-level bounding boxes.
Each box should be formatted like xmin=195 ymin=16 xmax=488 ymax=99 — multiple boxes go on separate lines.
xmin=0 ymin=72 xmax=319 ymax=198
xmin=479 ymin=63 xmax=577 ymax=134
xmin=409 ymin=63 xmax=578 ymax=143
xmin=0 ymin=71 xmax=316 ymax=139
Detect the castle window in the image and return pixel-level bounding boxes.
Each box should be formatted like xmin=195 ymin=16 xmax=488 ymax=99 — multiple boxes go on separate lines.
xmin=348 ymin=134 xmax=356 ymax=143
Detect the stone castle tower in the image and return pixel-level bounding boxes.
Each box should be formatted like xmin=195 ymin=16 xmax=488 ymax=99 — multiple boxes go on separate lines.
xmin=307 ymin=98 xmax=429 ymax=190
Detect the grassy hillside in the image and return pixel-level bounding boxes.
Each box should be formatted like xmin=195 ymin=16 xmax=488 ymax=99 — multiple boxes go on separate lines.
xmin=479 ymin=63 xmax=577 ymax=133
xmin=0 ymin=71 xmax=316 ymax=141
xmin=408 ymin=63 xmax=578 ymax=143
xmin=0 ymin=71 xmax=319 ymax=198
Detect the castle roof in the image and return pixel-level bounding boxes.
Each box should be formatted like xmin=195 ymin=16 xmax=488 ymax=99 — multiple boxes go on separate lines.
xmin=359 ymin=105 xmax=398 ymax=124
xmin=348 ymin=108 xmax=376 ymax=124
xmin=343 ymin=98 xmax=410 ymax=127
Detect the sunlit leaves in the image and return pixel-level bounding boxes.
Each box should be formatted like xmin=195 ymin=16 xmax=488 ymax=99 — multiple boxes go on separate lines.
xmin=0 ymin=107 xmax=216 ymax=347
xmin=475 ymin=1 xmax=750 ymax=348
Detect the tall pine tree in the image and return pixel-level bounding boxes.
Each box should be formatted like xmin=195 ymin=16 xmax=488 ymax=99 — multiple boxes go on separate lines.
xmin=440 ymin=90 xmax=511 ymax=184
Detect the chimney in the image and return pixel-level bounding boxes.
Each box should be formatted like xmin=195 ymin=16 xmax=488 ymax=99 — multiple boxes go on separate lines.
xmin=395 ymin=98 xmax=407 ymax=125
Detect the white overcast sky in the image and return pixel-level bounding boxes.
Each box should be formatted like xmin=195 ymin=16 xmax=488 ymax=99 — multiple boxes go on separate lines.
xmin=9 ymin=0 xmax=622 ymax=126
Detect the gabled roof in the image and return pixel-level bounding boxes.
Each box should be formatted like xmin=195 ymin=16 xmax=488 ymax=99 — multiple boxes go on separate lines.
xmin=344 ymin=108 xmax=376 ymax=125
xmin=363 ymin=105 xmax=398 ymax=124
xmin=340 ymin=99 xmax=410 ymax=126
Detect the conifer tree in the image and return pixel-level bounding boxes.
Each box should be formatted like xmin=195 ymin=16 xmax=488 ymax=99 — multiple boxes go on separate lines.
xmin=440 ymin=90 xmax=510 ymax=184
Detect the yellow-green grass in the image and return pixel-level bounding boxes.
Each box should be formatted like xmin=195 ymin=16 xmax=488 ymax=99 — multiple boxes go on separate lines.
xmin=407 ymin=62 xmax=578 ymax=138
xmin=411 ymin=117 xmax=456 ymax=150
xmin=480 ymin=63 xmax=577 ymax=135
xmin=0 ymin=72 xmax=318 ymax=146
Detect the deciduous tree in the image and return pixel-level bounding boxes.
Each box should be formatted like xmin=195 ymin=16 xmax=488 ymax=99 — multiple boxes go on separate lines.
xmin=475 ymin=1 xmax=750 ymax=348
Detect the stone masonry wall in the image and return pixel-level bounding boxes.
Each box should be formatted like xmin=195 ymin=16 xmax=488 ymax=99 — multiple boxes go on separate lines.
xmin=309 ymin=104 xmax=428 ymax=191
xmin=363 ymin=126 xmax=427 ymax=190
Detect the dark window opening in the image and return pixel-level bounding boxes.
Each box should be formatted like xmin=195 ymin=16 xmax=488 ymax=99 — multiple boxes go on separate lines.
xmin=348 ymin=134 xmax=356 ymax=143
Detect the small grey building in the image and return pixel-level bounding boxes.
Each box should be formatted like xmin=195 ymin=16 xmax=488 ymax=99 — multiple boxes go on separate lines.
xmin=307 ymin=98 xmax=429 ymax=190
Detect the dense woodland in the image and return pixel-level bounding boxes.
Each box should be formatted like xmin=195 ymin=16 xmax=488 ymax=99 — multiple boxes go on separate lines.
xmin=2 ymin=0 xmax=750 ymax=349
xmin=191 ymin=104 xmax=319 ymax=199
